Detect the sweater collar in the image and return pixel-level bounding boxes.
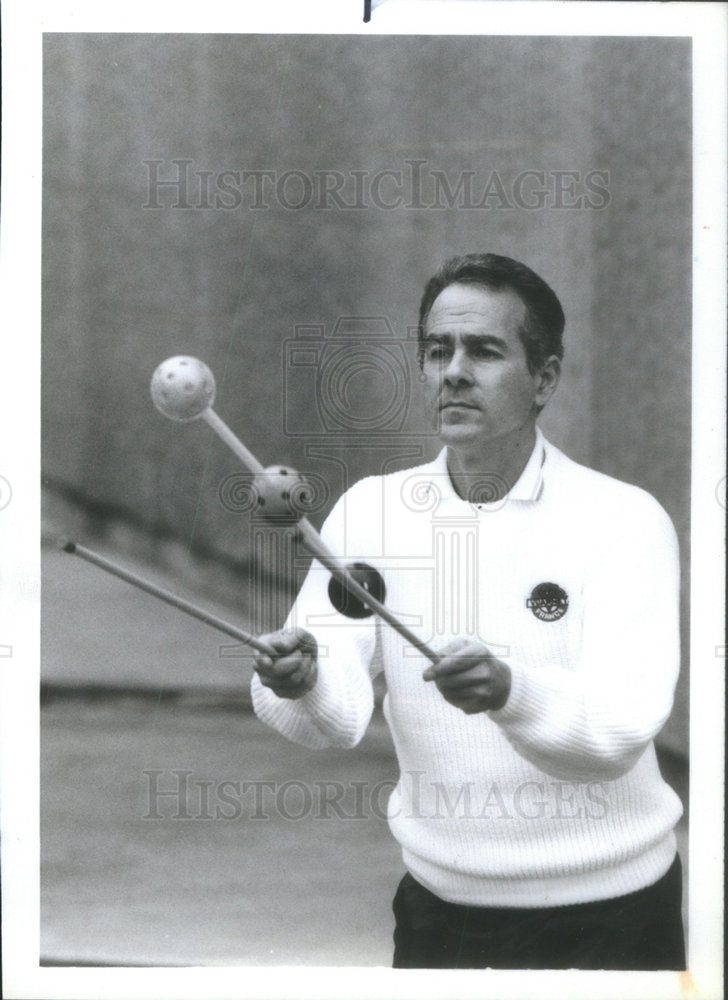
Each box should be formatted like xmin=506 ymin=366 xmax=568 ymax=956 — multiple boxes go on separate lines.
xmin=432 ymin=427 xmax=546 ymax=506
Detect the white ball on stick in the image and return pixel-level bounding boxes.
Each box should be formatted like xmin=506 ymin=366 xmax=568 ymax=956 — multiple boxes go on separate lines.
xmin=150 ymin=356 xmax=216 ymax=421
xmin=254 ymin=465 xmax=310 ymax=523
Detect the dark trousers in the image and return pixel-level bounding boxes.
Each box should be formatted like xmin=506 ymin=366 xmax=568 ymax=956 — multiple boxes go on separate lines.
xmin=392 ymin=854 xmax=686 ymax=970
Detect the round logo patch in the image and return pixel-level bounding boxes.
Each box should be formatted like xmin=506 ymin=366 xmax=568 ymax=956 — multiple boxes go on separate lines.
xmin=527 ymin=582 xmax=569 ymax=622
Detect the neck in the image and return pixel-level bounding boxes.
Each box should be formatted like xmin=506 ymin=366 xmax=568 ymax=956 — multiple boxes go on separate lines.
xmin=446 ymin=424 xmax=538 ymax=501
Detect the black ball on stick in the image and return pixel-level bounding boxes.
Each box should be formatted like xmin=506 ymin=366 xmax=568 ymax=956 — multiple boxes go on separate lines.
xmin=328 ymin=562 xmax=386 ymax=619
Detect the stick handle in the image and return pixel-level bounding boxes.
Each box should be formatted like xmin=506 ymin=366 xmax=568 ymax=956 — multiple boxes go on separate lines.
xmin=58 ymin=539 xmax=276 ymax=655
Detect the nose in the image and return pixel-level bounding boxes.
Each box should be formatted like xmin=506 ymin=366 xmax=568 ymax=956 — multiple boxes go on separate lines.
xmin=443 ymin=346 xmax=474 ymax=387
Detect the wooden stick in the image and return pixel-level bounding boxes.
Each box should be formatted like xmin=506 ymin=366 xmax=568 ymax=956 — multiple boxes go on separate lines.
xmin=202 ymin=409 xmax=266 ymax=474
xmin=58 ymin=538 xmax=276 ymax=655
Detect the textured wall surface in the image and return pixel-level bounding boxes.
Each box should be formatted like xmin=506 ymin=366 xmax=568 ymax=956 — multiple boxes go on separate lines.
xmin=42 ymin=34 xmax=691 ymax=749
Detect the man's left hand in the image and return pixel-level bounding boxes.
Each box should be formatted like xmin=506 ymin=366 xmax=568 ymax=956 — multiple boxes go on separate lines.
xmin=423 ymin=639 xmax=511 ymax=714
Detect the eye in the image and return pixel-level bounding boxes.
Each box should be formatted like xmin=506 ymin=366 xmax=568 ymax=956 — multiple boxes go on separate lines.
xmin=424 ymin=341 xmax=449 ymax=362
xmin=474 ymin=345 xmax=502 ymax=360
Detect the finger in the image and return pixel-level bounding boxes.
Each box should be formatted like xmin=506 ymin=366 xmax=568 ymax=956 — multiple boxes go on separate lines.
xmin=435 ymin=672 xmax=494 ymax=693
xmin=268 ymin=652 xmax=309 ymax=678
xmin=253 ymin=654 xmax=273 ymax=672
xmin=287 ymin=657 xmax=312 ymax=685
xmin=423 ymin=649 xmax=491 ymax=681
xmin=257 ymin=632 xmax=285 ymax=653
xmin=274 ymin=671 xmax=316 ymax=696
xmin=267 ymin=628 xmax=317 ymax=657
xmin=437 ymin=636 xmax=471 ymax=657
xmin=291 ymin=627 xmax=317 ymax=655
xmin=266 ymin=630 xmax=300 ymax=654
xmin=259 ymin=664 xmax=308 ymax=689
xmin=255 ymin=647 xmax=297 ymax=680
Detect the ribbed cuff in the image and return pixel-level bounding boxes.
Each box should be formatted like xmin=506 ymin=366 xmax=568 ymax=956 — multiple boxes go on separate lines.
xmin=251 ymin=661 xmax=371 ymax=749
xmin=489 ymin=660 xmax=534 ymax=725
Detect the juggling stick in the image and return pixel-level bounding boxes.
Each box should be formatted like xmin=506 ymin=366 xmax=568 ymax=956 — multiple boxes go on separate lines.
xmin=150 ymin=356 xmax=441 ymax=665
xmin=58 ymin=538 xmax=276 ymax=655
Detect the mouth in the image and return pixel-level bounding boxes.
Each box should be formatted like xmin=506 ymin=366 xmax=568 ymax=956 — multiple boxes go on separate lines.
xmin=440 ymin=401 xmax=479 ymax=411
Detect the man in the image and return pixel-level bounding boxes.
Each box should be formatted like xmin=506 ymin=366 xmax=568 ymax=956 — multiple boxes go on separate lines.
xmin=251 ymin=253 xmax=685 ymax=970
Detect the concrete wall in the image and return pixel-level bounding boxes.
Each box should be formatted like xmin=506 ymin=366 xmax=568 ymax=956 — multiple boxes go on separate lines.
xmin=42 ymin=34 xmax=691 ymax=749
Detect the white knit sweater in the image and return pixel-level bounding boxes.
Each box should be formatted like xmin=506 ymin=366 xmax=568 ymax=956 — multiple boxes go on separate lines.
xmin=251 ymin=431 xmax=683 ymax=907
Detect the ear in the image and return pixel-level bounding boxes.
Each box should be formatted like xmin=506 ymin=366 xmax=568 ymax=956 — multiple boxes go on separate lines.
xmin=534 ymin=355 xmax=561 ymax=409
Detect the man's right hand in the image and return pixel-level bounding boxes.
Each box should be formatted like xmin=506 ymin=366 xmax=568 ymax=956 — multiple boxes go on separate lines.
xmin=253 ymin=627 xmax=318 ymax=699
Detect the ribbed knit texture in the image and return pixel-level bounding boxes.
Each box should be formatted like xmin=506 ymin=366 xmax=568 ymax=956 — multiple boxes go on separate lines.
xmin=251 ymin=434 xmax=683 ymax=907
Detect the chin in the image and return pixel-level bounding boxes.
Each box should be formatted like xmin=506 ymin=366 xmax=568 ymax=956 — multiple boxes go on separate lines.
xmin=438 ymin=425 xmax=482 ymax=447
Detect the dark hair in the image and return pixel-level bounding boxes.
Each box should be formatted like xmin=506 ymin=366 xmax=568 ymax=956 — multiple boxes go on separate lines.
xmin=417 ymin=253 xmax=565 ymax=374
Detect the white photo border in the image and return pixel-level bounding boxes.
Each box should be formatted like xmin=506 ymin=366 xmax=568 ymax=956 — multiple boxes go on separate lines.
xmin=0 ymin=1 xmax=724 ymax=998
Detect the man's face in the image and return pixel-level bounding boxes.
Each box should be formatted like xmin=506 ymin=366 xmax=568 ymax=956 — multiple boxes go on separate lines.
xmin=421 ymin=282 xmax=553 ymax=451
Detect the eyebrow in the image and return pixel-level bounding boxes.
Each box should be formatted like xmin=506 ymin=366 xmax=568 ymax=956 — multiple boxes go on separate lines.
xmin=422 ymin=333 xmax=509 ymax=352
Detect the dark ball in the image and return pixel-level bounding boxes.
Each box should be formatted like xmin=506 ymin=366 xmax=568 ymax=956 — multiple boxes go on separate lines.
xmin=328 ymin=562 xmax=386 ymax=619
